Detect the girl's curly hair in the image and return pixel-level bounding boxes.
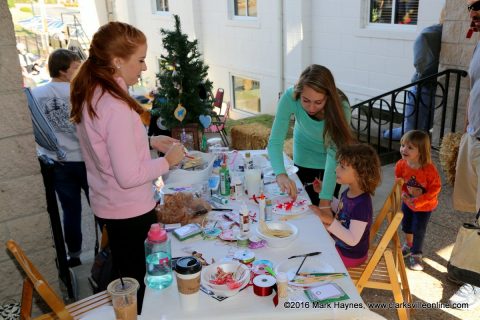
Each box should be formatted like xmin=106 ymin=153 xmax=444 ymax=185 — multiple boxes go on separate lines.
xmin=337 ymin=143 xmax=382 ymax=195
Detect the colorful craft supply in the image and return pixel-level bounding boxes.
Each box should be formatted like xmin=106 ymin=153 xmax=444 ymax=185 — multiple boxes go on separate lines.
xmin=236 ymin=234 xmax=249 ymax=248
xmin=203 ymin=227 xmax=222 ymax=240
xmin=233 ymin=249 xmax=255 ymax=264
xmin=252 ymin=260 xmax=274 ymax=275
xmin=248 ymin=236 xmax=266 ymax=249
xmin=253 ymin=275 xmax=276 ymax=296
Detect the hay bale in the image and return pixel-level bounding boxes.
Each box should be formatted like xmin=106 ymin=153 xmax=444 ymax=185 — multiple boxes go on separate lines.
xmin=284 ymin=138 xmax=293 ymax=158
xmin=231 ymin=123 xmax=271 ymax=150
xmin=439 ymin=132 xmax=463 ymax=185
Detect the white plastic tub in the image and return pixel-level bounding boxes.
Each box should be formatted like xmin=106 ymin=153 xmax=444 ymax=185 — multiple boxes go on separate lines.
xmin=162 ymin=151 xmax=215 ymax=185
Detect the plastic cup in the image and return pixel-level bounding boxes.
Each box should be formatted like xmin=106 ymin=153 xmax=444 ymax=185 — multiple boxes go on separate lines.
xmin=245 ymin=169 xmax=261 ymax=196
xmin=175 ymin=257 xmax=202 ymax=312
xmin=107 ymin=277 xmax=139 ymax=320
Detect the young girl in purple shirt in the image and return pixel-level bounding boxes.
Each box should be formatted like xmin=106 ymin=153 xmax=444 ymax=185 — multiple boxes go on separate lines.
xmin=310 ymin=144 xmax=382 ymax=267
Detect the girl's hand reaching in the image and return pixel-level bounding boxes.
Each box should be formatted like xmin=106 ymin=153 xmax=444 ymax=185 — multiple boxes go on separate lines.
xmin=165 ymin=143 xmax=185 ymax=167
xmin=309 ymin=205 xmax=334 ymax=227
xmin=276 ymin=173 xmax=298 ymax=200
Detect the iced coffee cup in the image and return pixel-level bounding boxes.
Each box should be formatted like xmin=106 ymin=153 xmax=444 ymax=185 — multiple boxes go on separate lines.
xmin=107 ymin=277 xmax=139 ymax=320
xmin=175 ymin=256 xmax=202 ymax=312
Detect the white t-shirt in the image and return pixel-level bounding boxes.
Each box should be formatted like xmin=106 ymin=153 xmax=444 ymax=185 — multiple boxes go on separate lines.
xmin=31 ymin=81 xmax=83 ymax=161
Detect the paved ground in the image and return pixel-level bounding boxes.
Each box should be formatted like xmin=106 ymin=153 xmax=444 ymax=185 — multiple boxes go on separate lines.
xmin=68 ymin=147 xmax=480 ymax=319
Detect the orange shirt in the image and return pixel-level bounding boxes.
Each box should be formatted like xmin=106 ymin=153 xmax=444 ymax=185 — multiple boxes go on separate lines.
xmin=394 ymin=159 xmax=441 ymax=212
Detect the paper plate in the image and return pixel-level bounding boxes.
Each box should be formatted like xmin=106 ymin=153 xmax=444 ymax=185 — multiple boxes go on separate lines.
xmin=275 ymin=256 xmax=334 ymax=287
xmin=271 ymin=195 xmax=310 ymax=216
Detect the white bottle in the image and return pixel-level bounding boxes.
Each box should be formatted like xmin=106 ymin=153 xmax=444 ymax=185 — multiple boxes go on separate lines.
xmin=239 ymin=202 xmax=250 ymax=235
xmin=258 ymin=194 xmax=266 ymax=221
xmin=244 ymin=152 xmax=254 ymax=170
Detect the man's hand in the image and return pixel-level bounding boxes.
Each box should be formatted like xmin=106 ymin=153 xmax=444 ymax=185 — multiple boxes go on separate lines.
xmin=276 ymin=174 xmax=298 ymax=200
xmin=150 ymin=135 xmax=179 ymax=153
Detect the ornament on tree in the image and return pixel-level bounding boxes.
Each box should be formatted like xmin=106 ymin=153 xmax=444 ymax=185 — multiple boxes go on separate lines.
xmin=155 ymin=14 xmax=214 ymax=129
xmin=199 ymin=115 xmax=212 ymax=128
xmin=174 ymin=103 xmax=187 ymax=122
xmin=156 ymin=117 xmax=168 ymax=130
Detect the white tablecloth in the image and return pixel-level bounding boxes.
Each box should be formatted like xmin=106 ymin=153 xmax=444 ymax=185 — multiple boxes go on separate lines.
xmin=141 ymin=150 xmax=386 ymax=320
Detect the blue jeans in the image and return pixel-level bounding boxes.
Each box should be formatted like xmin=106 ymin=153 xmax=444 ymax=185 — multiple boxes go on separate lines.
xmin=383 ymin=85 xmax=436 ymax=140
xmin=53 ymin=161 xmax=89 ymax=258
xmin=401 ymin=202 xmax=432 ymax=255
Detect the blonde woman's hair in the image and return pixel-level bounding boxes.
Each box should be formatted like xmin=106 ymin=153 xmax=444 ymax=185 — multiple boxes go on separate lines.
xmin=400 ymin=130 xmax=432 ymax=167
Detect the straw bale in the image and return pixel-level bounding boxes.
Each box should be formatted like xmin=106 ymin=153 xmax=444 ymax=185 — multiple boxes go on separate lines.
xmin=231 ymin=123 xmax=271 ymax=150
xmin=284 ymin=138 xmax=293 ymax=158
xmin=439 ymin=132 xmax=463 ymax=185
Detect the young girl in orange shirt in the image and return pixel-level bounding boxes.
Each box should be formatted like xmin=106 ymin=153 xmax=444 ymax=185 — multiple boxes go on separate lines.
xmin=395 ymin=130 xmax=441 ymax=271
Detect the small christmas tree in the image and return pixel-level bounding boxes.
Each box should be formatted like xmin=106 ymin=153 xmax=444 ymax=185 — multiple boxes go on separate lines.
xmin=152 ymin=14 xmax=214 ymax=130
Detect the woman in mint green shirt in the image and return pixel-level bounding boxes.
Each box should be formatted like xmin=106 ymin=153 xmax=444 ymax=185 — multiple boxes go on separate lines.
xmin=267 ymin=64 xmax=354 ymax=207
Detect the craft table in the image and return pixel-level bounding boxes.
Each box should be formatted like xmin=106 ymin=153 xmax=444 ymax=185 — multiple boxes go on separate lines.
xmin=141 ymin=150 xmax=386 ymax=320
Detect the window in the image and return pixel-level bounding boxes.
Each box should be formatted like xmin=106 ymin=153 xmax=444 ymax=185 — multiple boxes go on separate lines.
xmin=234 ymin=0 xmax=257 ymax=17
xmin=155 ymin=0 xmax=169 ymax=12
xmin=369 ymin=0 xmax=419 ymax=25
xmin=232 ymin=76 xmax=261 ymax=113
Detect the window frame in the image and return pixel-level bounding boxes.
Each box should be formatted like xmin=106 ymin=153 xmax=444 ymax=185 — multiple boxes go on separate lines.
xmin=231 ymin=74 xmax=262 ymax=115
xmin=231 ymin=0 xmax=258 ymax=19
xmin=368 ymin=0 xmax=419 ymax=26
xmin=153 ymin=0 xmax=169 ymax=14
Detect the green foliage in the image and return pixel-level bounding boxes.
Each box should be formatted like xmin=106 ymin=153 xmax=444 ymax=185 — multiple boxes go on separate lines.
xmin=7 ymin=0 xmax=15 ymax=8
xmin=154 ymin=14 xmax=214 ymax=129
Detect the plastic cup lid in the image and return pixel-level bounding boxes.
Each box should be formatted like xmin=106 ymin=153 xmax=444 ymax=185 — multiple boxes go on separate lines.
xmin=175 ymin=257 xmax=202 ymax=275
xmin=107 ymin=278 xmax=139 ymax=296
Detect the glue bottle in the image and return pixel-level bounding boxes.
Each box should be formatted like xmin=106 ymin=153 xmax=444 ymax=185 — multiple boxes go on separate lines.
xmin=240 ymin=202 xmax=250 ymax=235
xmin=258 ymin=193 xmax=266 ymax=221
xmin=219 ymin=156 xmax=230 ymax=196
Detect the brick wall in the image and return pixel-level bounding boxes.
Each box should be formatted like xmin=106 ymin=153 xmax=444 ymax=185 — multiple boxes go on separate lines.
xmin=436 ymin=0 xmax=478 ymax=136
xmin=0 ymin=0 xmax=59 ymax=311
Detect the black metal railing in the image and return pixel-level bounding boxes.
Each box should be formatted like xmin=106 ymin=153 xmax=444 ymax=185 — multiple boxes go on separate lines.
xmin=61 ymin=12 xmax=90 ymax=59
xmin=350 ymin=69 xmax=468 ymax=164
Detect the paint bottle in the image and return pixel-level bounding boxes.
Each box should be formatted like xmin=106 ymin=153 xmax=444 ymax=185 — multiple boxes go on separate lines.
xmin=219 ymin=164 xmax=230 ymax=196
xmin=258 ymin=194 xmax=266 ymax=221
xmin=265 ymin=198 xmax=273 ymax=221
xmin=240 ymin=202 xmax=250 ymax=235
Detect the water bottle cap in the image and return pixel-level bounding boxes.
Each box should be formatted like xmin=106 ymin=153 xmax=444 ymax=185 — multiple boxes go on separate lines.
xmin=148 ymin=223 xmax=167 ymax=242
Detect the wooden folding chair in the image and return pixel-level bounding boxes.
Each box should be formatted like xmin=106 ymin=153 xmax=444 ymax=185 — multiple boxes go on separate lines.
xmin=348 ymin=179 xmax=412 ymax=320
xmin=6 ymin=240 xmax=111 ymax=320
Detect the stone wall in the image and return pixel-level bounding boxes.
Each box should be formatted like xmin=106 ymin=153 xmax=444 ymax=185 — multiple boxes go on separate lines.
xmin=0 ymin=0 xmax=58 ymax=312
xmin=437 ymin=0 xmax=478 ymax=134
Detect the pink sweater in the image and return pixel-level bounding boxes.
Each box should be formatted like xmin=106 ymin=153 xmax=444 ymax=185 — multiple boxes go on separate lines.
xmin=76 ymin=78 xmax=169 ymax=219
